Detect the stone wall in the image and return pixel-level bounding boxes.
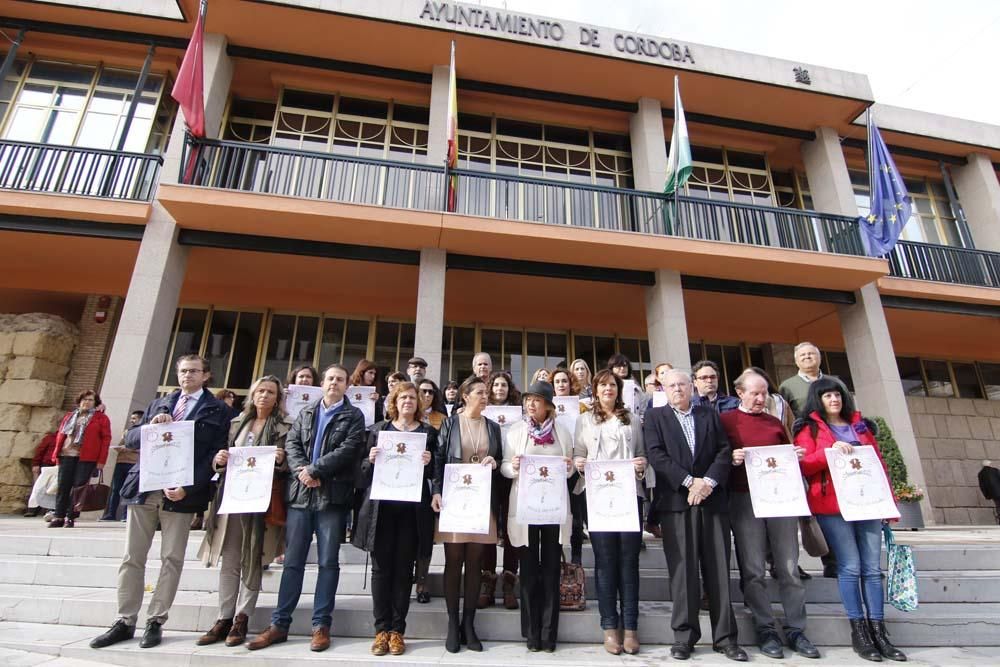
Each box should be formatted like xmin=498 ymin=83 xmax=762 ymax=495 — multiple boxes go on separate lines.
xmin=0 ymin=314 xmax=79 ymax=513
xmin=909 ymin=396 xmax=999 ymax=525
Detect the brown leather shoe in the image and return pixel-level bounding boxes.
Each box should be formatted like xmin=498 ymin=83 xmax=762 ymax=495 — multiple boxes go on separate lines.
xmin=196 ymin=618 xmax=233 ymax=646
xmin=224 ymin=613 xmax=248 ymax=647
xmin=371 ymin=631 xmax=389 ymax=656
xmin=623 ymin=629 xmax=640 ymax=654
xmin=388 ymin=631 xmax=405 ymax=656
xmin=246 ymin=625 xmax=288 ymax=651
xmin=310 ymin=626 xmax=330 ymax=652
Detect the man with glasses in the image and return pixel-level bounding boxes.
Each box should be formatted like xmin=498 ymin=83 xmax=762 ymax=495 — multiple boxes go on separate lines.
xmin=91 ymin=354 xmax=229 ymax=650
xmin=692 ymin=360 xmax=739 ymax=413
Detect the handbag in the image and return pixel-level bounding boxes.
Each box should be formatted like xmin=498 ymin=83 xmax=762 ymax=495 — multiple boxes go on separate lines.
xmin=884 ymin=524 xmax=919 ymax=612
xmin=72 ymin=471 xmax=111 ymax=513
xmin=799 ymin=515 xmax=829 ymax=557
xmin=559 ymin=552 xmax=586 ymax=611
xmin=264 ymin=475 xmax=287 ymax=527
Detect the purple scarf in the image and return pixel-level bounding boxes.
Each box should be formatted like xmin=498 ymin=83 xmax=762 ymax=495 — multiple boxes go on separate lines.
xmin=527 ymin=416 xmax=555 ymax=445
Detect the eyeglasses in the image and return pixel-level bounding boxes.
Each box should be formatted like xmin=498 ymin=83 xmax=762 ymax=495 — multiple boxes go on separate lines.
xmin=177 ymin=368 xmax=205 ymax=375
xmin=420 ymin=389 xmax=435 ymax=394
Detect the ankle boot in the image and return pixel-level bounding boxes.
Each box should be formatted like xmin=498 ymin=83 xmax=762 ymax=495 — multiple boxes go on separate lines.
xmin=869 ymin=620 xmax=906 ymax=662
xmin=501 ymin=570 xmax=519 ymax=609
xmin=445 ymin=612 xmax=461 ymax=653
xmin=850 ymin=619 xmax=883 ymax=662
xmin=603 ymin=628 xmax=622 ymax=655
xmin=462 ymin=608 xmax=483 ymax=652
xmin=477 ymin=571 xmax=496 ymax=609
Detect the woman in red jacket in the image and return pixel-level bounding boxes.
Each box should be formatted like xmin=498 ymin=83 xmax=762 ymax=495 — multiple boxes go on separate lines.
xmin=794 ymin=378 xmax=905 ymax=663
xmin=49 ymin=390 xmax=112 ymax=527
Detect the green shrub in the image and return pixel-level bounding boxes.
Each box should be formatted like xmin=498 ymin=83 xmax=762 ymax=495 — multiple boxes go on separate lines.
xmin=872 ymin=416 xmax=923 ymax=501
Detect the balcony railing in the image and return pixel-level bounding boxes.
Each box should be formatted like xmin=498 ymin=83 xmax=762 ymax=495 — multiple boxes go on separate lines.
xmin=889 ymin=240 xmax=1000 ymax=288
xmin=0 ymin=139 xmax=162 ymax=201
xmin=180 ymin=135 xmax=1000 ymax=290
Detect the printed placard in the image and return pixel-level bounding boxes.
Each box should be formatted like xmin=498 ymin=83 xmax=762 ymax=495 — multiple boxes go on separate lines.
xmin=825 ymin=445 xmax=900 ymax=521
xmin=516 ymin=454 xmax=568 ymax=525
xmin=139 ymin=421 xmax=195 ymax=492
xmin=348 ymin=385 xmax=377 ymax=428
xmin=217 ymin=446 xmax=277 ymax=515
xmin=283 ymin=385 xmax=323 ymax=421
xmin=584 ymin=459 xmax=640 ymax=532
xmin=438 ymin=463 xmax=492 ymax=534
xmin=370 ymin=430 xmax=427 ymax=502
xmin=744 ymin=444 xmax=811 ymax=518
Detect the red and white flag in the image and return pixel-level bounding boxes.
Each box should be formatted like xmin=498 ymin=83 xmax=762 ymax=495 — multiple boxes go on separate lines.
xmin=171 ymin=0 xmax=207 ymax=137
xmin=445 ymin=40 xmax=458 ymax=212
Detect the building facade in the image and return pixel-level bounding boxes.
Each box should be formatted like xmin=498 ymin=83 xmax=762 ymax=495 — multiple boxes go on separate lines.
xmin=1 ymin=0 xmax=1000 ymax=524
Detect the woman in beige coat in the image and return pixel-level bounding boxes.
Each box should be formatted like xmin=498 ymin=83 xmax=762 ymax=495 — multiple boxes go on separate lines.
xmin=501 ymin=381 xmax=574 ymax=652
xmin=196 ymin=375 xmax=291 ymax=647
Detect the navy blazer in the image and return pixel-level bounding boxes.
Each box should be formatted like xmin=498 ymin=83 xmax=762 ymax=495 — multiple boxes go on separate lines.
xmin=643 ymin=403 xmax=732 ymax=513
xmin=120 ymin=389 xmax=229 ymax=513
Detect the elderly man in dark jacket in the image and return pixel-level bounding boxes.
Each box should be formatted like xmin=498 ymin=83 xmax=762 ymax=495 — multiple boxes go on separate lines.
xmin=91 ymin=354 xmax=228 ymax=650
xmin=248 ymin=363 xmax=365 ymax=653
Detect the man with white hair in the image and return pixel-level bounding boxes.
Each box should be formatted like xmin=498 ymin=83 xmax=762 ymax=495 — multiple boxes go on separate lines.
xmin=472 ymin=352 xmax=493 ymax=381
xmin=721 ymin=371 xmax=818 ymax=660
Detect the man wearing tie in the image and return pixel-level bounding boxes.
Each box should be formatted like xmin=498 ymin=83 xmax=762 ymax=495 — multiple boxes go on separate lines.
xmin=248 ymin=363 xmax=366 ymax=652
xmin=91 ymin=354 xmax=229 ymax=650
xmin=644 ymin=369 xmax=747 ymax=662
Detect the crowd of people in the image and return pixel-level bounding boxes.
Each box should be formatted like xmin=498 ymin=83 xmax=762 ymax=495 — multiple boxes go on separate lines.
xmin=28 ymin=341 xmax=907 ymax=662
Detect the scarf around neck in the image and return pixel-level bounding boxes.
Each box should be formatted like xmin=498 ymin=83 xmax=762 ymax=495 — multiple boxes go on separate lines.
xmin=62 ymin=408 xmax=95 ymax=444
xmin=527 ymin=416 xmax=555 ymax=445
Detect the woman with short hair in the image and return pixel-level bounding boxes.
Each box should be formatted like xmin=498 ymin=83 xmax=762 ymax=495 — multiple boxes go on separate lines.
xmin=197 ymin=375 xmax=291 ymax=647
xmin=501 ymin=381 xmax=574 ymax=652
xmin=354 ymin=382 xmax=437 ymax=656
xmin=287 ymin=364 xmax=319 ymax=388
xmin=795 ymin=378 xmax=905 ymax=663
xmin=49 ymin=390 xmax=112 ymax=528
xmin=573 ymin=369 xmax=646 ymax=655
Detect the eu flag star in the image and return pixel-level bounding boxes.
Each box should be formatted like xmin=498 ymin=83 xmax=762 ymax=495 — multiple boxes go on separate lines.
xmin=866 ymin=213 xmax=878 ymax=223
xmin=888 ymin=214 xmax=897 ymax=222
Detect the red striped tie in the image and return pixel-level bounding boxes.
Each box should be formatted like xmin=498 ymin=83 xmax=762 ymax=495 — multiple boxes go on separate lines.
xmin=172 ymin=394 xmax=189 ymax=421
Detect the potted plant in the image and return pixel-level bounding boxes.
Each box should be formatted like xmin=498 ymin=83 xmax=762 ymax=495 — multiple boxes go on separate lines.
xmin=872 ymin=416 xmax=924 ymax=529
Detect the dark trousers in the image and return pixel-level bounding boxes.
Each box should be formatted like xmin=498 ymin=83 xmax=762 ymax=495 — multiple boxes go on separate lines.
xmin=569 ymin=490 xmax=588 ymax=564
xmin=518 ymin=525 xmax=562 ymax=646
xmin=371 ymin=501 xmax=418 ymax=633
xmin=590 ymin=530 xmax=642 ymax=630
xmin=481 ymin=541 xmax=520 ymax=575
xmin=661 ymin=506 xmax=738 ymax=648
xmin=101 ymin=461 xmax=134 ymax=520
xmin=54 ymin=456 xmax=96 ymax=519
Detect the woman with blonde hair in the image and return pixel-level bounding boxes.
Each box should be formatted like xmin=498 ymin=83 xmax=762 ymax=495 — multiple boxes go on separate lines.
xmin=531 ymin=367 xmax=552 ymax=385
xmin=197 ymin=375 xmax=291 ymax=647
xmin=571 ymin=359 xmax=593 ymax=400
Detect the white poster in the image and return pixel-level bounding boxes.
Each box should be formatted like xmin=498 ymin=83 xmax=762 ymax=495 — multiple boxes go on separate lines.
xmin=438 ymin=463 xmax=492 ymax=534
xmin=348 ymin=385 xmax=377 ymax=428
xmin=622 ymin=379 xmax=640 ymax=414
xmin=482 ymin=405 xmax=523 ymax=428
xmin=284 ymin=384 xmax=323 ymax=421
xmin=217 ymin=446 xmax=277 ymax=515
xmin=584 ymin=459 xmax=640 ymax=532
xmin=743 ymin=445 xmax=811 ymax=518
xmin=553 ymin=396 xmax=580 ymax=435
xmin=370 ymin=430 xmax=427 ymax=502
xmin=139 ymin=421 xmax=195 ymax=492
xmin=516 ymin=454 xmax=568 ymax=525
xmin=652 ymin=391 xmax=668 ymax=408
xmin=824 ymin=445 xmax=901 ymax=522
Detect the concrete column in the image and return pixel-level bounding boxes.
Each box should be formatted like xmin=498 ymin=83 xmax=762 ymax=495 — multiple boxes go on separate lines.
xmin=629 ymin=97 xmax=668 ymax=191
xmin=644 ymin=269 xmax=691 ymax=370
xmin=839 ymin=283 xmax=934 ymax=522
xmin=426 ymin=64 xmax=450 ymax=168
xmin=100 ymin=205 xmax=190 ymax=435
xmin=802 ymin=127 xmax=858 ymax=217
xmin=162 ymin=32 xmax=234 ymax=184
xmin=413 ymin=248 xmax=446 ymax=384
xmin=952 ymin=153 xmax=1000 ymax=252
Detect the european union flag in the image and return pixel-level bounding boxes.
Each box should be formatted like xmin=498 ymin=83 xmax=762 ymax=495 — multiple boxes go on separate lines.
xmin=858 ymin=120 xmax=912 ymax=257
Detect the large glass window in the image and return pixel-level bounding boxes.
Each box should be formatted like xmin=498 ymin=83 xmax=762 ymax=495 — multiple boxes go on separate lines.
xmin=896 ymin=357 xmax=926 ymax=396
xmin=689 ymin=341 xmax=767 ymax=395
xmin=682 ymin=145 xmax=774 ymax=205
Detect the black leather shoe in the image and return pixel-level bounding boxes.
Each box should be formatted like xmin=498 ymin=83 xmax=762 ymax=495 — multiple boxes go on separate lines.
xmin=798 ymin=566 xmax=813 ymax=580
xmin=416 ymin=590 xmax=431 ymax=604
xmin=759 ymin=634 xmax=784 ymax=659
xmin=139 ymin=620 xmax=163 ymax=648
xmin=715 ymin=644 xmax=750 ymax=662
xmin=790 ymin=633 xmax=821 ymax=659
xmin=90 ymin=620 xmax=135 ymax=648
xmin=823 ymin=564 xmax=839 ymax=578
xmin=670 ymin=643 xmax=692 ymax=660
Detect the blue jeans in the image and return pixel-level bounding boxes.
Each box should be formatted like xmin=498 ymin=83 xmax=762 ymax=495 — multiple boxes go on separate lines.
xmin=816 ymin=514 xmax=884 ymax=621
xmin=590 ymin=531 xmax=642 ymax=630
xmin=272 ymin=506 xmax=348 ymax=630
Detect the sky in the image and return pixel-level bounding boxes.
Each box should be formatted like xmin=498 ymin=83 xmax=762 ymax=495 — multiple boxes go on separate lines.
xmin=476 ymin=0 xmax=1000 ymax=126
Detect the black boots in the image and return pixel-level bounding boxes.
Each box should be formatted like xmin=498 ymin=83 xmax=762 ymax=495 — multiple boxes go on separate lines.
xmin=850 ymin=619 xmax=882 ymax=662
xmin=446 ymin=612 xmax=461 ymax=653
xmin=870 ymin=620 xmax=907 ymax=662
xmin=462 ymin=609 xmax=482 ymax=651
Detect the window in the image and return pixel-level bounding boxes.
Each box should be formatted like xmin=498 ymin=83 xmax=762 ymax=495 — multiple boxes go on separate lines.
xmin=683 ymin=145 xmax=774 ymax=206
xmin=981 ymin=363 xmax=1000 ymax=401
xmin=896 ymin=357 xmax=926 ymax=396
xmin=689 ymin=341 xmax=767 ymax=395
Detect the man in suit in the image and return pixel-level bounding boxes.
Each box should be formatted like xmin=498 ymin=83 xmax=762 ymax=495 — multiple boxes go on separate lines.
xmin=91 ymin=354 xmax=229 ymax=650
xmin=644 ymin=368 xmax=747 ymax=662
xmin=248 ymin=363 xmax=366 ymax=653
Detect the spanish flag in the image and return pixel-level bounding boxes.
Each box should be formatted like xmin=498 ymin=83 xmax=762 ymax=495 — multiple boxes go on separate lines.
xmin=446 ymin=40 xmax=458 ymax=212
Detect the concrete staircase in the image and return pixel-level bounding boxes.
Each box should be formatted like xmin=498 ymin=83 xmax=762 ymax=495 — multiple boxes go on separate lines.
xmin=0 ymin=517 xmax=998 ymax=664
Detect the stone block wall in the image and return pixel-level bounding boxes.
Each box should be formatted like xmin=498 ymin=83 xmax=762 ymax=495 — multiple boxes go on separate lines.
xmin=909 ymin=396 xmax=999 ymax=525
xmin=0 ymin=314 xmax=78 ymax=513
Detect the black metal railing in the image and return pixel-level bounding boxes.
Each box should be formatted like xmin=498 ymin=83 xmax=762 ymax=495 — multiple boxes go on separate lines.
xmin=181 ymin=136 xmax=445 ymax=212
xmin=889 ymin=240 xmax=1000 ymax=288
xmin=0 ymin=139 xmax=161 ymax=201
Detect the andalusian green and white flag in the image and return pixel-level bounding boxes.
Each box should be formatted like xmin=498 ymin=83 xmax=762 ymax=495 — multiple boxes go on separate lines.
xmin=664 ymin=76 xmax=692 ymax=196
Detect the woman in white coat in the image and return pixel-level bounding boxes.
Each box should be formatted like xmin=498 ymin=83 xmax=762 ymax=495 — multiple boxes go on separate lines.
xmin=501 ymin=381 xmax=574 ymax=653
xmin=573 ymin=369 xmax=647 ymax=655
